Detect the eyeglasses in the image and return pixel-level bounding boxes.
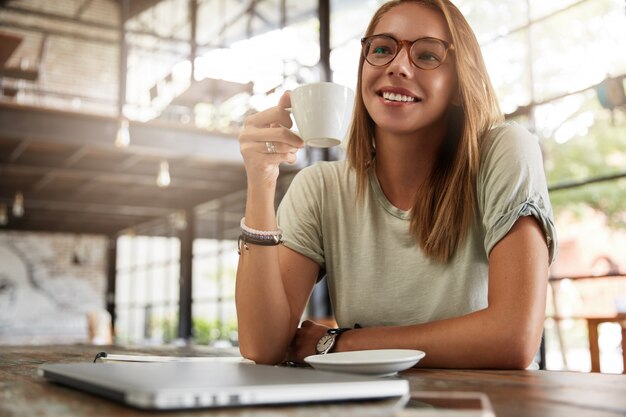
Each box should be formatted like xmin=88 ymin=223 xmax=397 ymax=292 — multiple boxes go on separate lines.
xmin=361 ymin=34 xmax=455 ymax=70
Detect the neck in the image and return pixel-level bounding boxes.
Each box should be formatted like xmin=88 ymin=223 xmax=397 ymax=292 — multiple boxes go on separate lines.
xmin=374 ymin=123 xmax=447 ymax=211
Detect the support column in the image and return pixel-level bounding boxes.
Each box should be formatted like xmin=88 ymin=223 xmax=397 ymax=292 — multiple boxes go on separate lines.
xmin=190 ymin=0 xmax=198 ymax=82
xmin=318 ymin=0 xmax=332 ymax=163
xmin=318 ymin=0 xmax=331 ymax=83
xmin=118 ymin=0 xmax=128 ymax=118
xmin=309 ymin=0 xmax=334 ymax=321
xmin=105 ymin=235 xmax=117 ymax=329
xmin=178 ymin=209 xmax=195 ymax=340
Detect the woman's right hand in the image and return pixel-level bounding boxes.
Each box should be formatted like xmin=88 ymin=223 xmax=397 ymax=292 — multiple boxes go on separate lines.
xmin=239 ymin=91 xmax=304 ymax=189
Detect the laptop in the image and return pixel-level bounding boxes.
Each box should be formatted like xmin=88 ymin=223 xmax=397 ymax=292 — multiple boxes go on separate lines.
xmin=39 ymin=361 xmax=409 ymax=410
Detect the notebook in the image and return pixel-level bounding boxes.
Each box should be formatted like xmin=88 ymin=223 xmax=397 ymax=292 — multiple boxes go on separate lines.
xmin=39 ymin=361 xmax=409 ymax=410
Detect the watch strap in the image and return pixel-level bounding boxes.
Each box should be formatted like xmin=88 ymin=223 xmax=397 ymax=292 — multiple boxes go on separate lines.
xmin=328 ymin=327 xmax=351 ymax=336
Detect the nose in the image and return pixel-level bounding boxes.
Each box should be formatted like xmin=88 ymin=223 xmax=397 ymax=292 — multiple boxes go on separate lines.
xmin=386 ymin=45 xmax=413 ymax=78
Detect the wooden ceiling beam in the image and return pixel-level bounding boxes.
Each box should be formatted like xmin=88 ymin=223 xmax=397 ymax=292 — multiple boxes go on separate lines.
xmin=0 ymin=103 xmax=243 ymax=164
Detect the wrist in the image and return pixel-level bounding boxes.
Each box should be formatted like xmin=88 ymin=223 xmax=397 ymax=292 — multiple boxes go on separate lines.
xmin=246 ymin=174 xmax=278 ymax=192
xmin=315 ymin=327 xmax=352 ymax=355
xmin=333 ymin=328 xmax=356 ymax=353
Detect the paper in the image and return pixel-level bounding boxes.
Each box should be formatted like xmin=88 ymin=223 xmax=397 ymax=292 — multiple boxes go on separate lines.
xmin=94 ymin=352 xmax=252 ymax=364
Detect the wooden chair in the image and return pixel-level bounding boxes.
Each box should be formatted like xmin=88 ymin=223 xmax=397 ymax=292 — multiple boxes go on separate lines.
xmin=586 ymin=314 xmax=626 ymax=373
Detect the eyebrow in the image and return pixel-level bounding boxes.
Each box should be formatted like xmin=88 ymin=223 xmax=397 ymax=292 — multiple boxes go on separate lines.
xmin=371 ymin=32 xmax=452 ymax=43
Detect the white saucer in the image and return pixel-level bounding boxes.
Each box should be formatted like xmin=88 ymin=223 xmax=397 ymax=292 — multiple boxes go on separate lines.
xmin=304 ymin=349 xmax=425 ymax=377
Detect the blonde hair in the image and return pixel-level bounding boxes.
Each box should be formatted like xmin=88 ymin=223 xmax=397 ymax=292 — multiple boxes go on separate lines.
xmin=346 ymin=0 xmax=504 ymax=262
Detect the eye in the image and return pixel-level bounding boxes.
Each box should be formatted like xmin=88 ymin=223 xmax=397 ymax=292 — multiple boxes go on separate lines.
xmin=370 ymin=42 xmax=393 ymax=55
xmin=416 ymin=51 xmax=442 ymax=62
xmin=372 ymin=45 xmax=393 ymax=55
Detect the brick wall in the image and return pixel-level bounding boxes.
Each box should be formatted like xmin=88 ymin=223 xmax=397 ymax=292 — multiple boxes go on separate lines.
xmin=0 ymin=231 xmax=107 ymax=345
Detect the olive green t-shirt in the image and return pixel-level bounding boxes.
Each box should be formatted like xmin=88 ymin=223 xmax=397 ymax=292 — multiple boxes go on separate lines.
xmin=276 ymin=123 xmax=557 ymax=328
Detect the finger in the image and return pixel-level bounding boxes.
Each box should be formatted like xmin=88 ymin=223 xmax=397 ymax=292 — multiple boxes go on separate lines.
xmin=285 ymin=152 xmax=298 ymax=165
xmin=240 ymin=126 xmax=304 ymax=149
xmin=244 ymin=106 xmax=293 ymax=129
xmin=277 ymin=91 xmax=292 ymax=110
xmin=254 ymin=141 xmax=300 ymax=155
xmin=301 ymin=320 xmax=314 ymax=328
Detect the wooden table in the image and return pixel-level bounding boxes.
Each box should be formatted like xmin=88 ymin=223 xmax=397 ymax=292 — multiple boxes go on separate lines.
xmin=2 ymin=344 xmax=626 ymax=417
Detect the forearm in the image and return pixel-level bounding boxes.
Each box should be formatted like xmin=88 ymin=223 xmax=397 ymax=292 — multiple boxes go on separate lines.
xmin=236 ymin=247 xmax=294 ymax=364
xmin=336 ymin=306 xmax=545 ymax=369
xmin=236 ymin=184 xmax=293 ymax=364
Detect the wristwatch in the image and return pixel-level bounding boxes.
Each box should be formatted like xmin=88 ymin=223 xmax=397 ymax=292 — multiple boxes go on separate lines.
xmin=315 ymin=328 xmax=351 ymax=355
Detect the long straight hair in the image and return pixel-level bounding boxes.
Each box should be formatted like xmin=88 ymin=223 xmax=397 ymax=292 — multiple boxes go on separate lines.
xmin=346 ymin=0 xmax=504 ymax=262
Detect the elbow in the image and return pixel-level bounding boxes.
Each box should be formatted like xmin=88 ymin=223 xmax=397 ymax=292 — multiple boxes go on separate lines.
xmin=496 ymin=326 xmax=542 ymax=370
xmin=501 ymin=344 xmax=537 ymax=370
xmin=238 ymin=341 xmax=285 ymax=366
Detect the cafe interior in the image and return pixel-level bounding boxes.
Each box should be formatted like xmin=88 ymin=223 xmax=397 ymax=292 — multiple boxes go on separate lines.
xmin=1 ymin=0 xmax=626 ymax=382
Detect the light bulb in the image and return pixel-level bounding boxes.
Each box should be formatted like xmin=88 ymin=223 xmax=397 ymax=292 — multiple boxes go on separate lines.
xmin=0 ymin=203 xmax=7 ymax=226
xmin=12 ymin=192 xmax=24 ymax=218
xmin=115 ymin=119 xmax=130 ymax=148
xmin=156 ymin=160 xmax=171 ymax=188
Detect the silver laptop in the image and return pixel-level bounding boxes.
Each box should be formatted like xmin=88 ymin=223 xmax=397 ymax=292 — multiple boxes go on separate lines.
xmin=39 ymin=361 xmax=409 ymax=410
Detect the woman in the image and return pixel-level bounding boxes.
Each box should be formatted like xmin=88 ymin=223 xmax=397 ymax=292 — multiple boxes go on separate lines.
xmin=236 ymin=0 xmax=557 ymax=369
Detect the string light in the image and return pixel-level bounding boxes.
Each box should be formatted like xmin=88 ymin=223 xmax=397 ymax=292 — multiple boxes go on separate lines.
xmin=115 ymin=119 xmax=130 ymax=148
xmin=156 ymin=160 xmax=171 ymax=188
xmin=12 ymin=192 xmax=24 ymax=218
xmin=0 ymin=203 xmax=7 ymax=226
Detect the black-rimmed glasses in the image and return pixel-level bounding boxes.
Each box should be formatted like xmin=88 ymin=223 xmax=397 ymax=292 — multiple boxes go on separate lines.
xmin=361 ymin=34 xmax=455 ymax=70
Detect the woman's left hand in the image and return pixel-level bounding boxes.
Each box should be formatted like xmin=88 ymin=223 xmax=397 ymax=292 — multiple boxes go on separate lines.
xmin=286 ymin=320 xmax=330 ymax=363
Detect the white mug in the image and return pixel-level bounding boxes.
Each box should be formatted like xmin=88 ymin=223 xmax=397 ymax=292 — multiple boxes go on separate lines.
xmin=290 ymin=82 xmax=355 ymax=148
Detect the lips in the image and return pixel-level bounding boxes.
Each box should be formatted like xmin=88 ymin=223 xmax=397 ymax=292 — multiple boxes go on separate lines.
xmin=377 ymin=87 xmax=421 ymax=104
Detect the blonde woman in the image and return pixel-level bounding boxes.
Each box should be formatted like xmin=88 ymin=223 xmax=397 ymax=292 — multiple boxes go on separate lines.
xmin=236 ymin=0 xmax=557 ymax=368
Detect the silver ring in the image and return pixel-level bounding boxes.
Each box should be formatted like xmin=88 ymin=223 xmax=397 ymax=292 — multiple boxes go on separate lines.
xmin=265 ymin=141 xmax=277 ymax=154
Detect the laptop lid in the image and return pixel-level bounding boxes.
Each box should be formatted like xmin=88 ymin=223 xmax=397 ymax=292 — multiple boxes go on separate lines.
xmin=40 ymin=361 xmax=409 ymax=410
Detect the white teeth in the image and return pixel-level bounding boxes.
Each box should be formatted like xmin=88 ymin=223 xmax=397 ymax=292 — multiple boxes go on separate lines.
xmin=382 ymin=91 xmax=416 ymax=102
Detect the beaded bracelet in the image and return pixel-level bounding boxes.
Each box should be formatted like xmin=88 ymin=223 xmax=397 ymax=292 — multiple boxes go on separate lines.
xmin=240 ymin=217 xmax=282 ymax=239
xmin=238 ymin=218 xmax=283 ymax=255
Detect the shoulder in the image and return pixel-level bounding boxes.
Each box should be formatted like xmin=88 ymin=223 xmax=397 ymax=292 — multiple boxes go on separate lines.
xmin=480 ymin=122 xmax=541 ymax=164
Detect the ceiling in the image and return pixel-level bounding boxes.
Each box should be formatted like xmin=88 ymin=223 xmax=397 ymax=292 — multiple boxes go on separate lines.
xmin=0 ymin=102 xmax=250 ymax=237
xmin=0 ymin=0 xmax=323 ymax=239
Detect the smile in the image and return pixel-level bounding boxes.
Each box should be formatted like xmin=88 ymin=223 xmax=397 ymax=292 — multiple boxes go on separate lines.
xmin=381 ymin=92 xmax=417 ymax=102
xmin=376 ymin=87 xmax=422 ymax=104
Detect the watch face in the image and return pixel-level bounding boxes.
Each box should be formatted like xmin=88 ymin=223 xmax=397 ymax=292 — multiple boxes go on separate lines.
xmin=316 ymin=334 xmax=335 ymax=354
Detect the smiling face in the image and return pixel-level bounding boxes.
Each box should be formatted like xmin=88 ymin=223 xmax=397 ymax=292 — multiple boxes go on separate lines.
xmin=361 ymin=2 xmax=458 ymax=140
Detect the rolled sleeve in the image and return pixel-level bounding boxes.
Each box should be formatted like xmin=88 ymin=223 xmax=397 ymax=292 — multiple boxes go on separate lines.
xmin=478 ymin=123 xmax=558 ymax=263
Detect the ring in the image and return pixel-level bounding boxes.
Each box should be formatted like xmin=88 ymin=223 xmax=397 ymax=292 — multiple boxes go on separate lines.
xmin=265 ymin=141 xmax=277 ymax=154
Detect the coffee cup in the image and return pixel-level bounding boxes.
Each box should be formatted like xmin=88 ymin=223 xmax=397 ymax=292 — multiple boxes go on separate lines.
xmin=290 ymin=82 xmax=355 ymax=148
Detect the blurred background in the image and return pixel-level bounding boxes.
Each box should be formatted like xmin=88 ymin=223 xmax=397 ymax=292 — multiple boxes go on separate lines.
xmin=0 ymin=0 xmax=625 ymax=373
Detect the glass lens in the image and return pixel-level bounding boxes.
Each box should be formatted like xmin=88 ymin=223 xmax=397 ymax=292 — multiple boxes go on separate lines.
xmin=365 ymin=36 xmax=398 ymax=66
xmin=410 ymin=38 xmax=448 ymax=69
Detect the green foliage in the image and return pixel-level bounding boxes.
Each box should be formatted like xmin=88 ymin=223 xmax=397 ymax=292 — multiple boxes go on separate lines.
xmin=153 ymin=315 xmax=179 ymax=343
xmin=541 ymin=98 xmax=626 ymax=228
xmin=193 ymin=317 xmax=238 ymax=345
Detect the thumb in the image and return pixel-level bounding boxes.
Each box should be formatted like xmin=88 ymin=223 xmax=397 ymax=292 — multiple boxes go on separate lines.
xmin=277 ymin=90 xmax=292 ymax=109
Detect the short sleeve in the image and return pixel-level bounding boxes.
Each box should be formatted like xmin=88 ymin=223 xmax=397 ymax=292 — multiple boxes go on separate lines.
xmin=276 ymin=165 xmax=326 ymax=268
xmin=477 ymin=123 xmax=557 ymax=264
